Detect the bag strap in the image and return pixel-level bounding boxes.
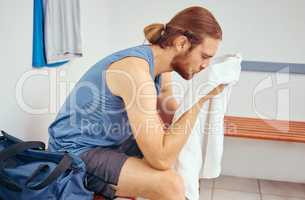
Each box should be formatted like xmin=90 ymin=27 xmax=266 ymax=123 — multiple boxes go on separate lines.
xmin=0 ymin=130 xmax=23 ymax=143
xmin=26 ymin=153 xmax=73 ymax=190
xmin=25 ymin=164 xmax=49 ymax=185
xmin=0 ymin=141 xmax=45 ymax=192
xmin=0 ymin=138 xmax=73 ymax=191
xmin=0 ymin=173 xmax=22 ymax=192
xmin=0 ymin=141 xmax=45 ymax=162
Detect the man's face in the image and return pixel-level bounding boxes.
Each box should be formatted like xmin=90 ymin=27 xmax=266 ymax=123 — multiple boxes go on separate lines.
xmin=171 ymin=37 xmax=220 ymax=80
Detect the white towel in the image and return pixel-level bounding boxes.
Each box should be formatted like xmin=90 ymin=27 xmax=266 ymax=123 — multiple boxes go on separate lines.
xmin=43 ymin=0 xmax=82 ymax=64
xmin=172 ymin=54 xmax=242 ymax=200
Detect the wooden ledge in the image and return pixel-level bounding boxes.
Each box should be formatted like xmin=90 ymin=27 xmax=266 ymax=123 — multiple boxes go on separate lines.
xmin=224 ymin=116 xmax=305 ymax=143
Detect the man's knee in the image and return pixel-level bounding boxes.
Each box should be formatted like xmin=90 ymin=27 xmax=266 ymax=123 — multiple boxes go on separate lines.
xmin=158 ymin=170 xmax=185 ymax=200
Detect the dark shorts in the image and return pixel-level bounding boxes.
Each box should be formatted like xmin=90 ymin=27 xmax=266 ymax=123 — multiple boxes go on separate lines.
xmin=80 ymin=135 xmax=143 ymax=200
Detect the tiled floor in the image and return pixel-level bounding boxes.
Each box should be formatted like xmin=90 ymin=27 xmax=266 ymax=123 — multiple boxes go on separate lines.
xmin=118 ymin=175 xmax=305 ymax=200
xmin=200 ymin=175 xmax=305 ymax=200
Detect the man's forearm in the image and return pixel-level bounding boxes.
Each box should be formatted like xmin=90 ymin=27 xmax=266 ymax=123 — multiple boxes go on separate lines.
xmin=158 ymin=95 xmax=209 ymax=169
xmin=154 ymin=84 xmax=225 ymax=169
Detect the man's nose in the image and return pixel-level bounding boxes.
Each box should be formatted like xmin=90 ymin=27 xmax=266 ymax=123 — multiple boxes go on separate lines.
xmin=200 ymin=60 xmax=210 ymax=69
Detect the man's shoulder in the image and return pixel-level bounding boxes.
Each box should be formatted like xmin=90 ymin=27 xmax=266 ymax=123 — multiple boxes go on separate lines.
xmin=105 ymin=56 xmax=153 ymax=97
xmin=107 ymin=56 xmax=150 ymax=77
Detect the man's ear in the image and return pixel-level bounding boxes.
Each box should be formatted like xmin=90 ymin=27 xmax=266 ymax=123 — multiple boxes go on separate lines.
xmin=173 ymin=35 xmax=191 ymax=52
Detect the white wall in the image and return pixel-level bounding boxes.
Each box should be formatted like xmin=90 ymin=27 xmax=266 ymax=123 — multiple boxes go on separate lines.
xmin=0 ymin=0 xmax=304 ymax=183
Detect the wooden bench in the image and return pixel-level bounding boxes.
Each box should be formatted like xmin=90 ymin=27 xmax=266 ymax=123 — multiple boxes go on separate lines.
xmin=224 ymin=116 xmax=305 ymax=143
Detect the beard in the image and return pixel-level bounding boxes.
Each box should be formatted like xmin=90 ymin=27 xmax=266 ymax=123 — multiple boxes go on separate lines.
xmin=170 ymin=51 xmax=193 ymax=80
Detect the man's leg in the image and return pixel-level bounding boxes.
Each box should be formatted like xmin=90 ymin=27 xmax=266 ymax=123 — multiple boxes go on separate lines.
xmin=80 ymin=135 xmax=185 ymax=200
xmin=114 ymin=157 xmax=185 ymax=200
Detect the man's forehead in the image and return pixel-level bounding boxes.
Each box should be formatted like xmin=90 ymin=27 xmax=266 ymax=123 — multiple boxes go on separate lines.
xmin=194 ymin=46 xmax=215 ymax=58
xmin=197 ymin=38 xmax=219 ymax=56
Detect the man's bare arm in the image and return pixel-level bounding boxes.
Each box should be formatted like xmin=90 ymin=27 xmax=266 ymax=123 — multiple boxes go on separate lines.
xmin=106 ymin=57 xmax=224 ymax=170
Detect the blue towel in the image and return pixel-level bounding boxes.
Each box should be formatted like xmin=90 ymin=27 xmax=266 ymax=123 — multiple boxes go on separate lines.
xmin=32 ymin=0 xmax=68 ymax=68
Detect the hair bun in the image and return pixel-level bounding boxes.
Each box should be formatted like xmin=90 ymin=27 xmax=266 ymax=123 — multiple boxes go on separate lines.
xmin=143 ymin=23 xmax=165 ymax=44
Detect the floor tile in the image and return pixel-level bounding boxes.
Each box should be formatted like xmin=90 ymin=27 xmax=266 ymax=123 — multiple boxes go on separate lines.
xmin=214 ymin=175 xmax=259 ymax=193
xmin=260 ymin=180 xmax=305 ymax=198
xmin=199 ymin=184 xmax=213 ymax=200
xmin=262 ymin=194 xmax=305 ymax=200
xmin=213 ymin=189 xmax=260 ymax=200
xmin=200 ymin=178 xmax=214 ymax=189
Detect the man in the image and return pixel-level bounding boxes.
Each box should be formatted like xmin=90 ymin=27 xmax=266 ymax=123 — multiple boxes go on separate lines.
xmin=48 ymin=6 xmax=223 ymax=200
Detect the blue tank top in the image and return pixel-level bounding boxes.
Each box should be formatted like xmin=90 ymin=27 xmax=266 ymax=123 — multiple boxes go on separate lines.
xmin=48 ymin=45 xmax=161 ymax=155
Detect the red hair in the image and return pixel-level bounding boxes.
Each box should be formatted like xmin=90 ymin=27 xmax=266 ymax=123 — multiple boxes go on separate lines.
xmin=144 ymin=6 xmax=222 ymax=48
